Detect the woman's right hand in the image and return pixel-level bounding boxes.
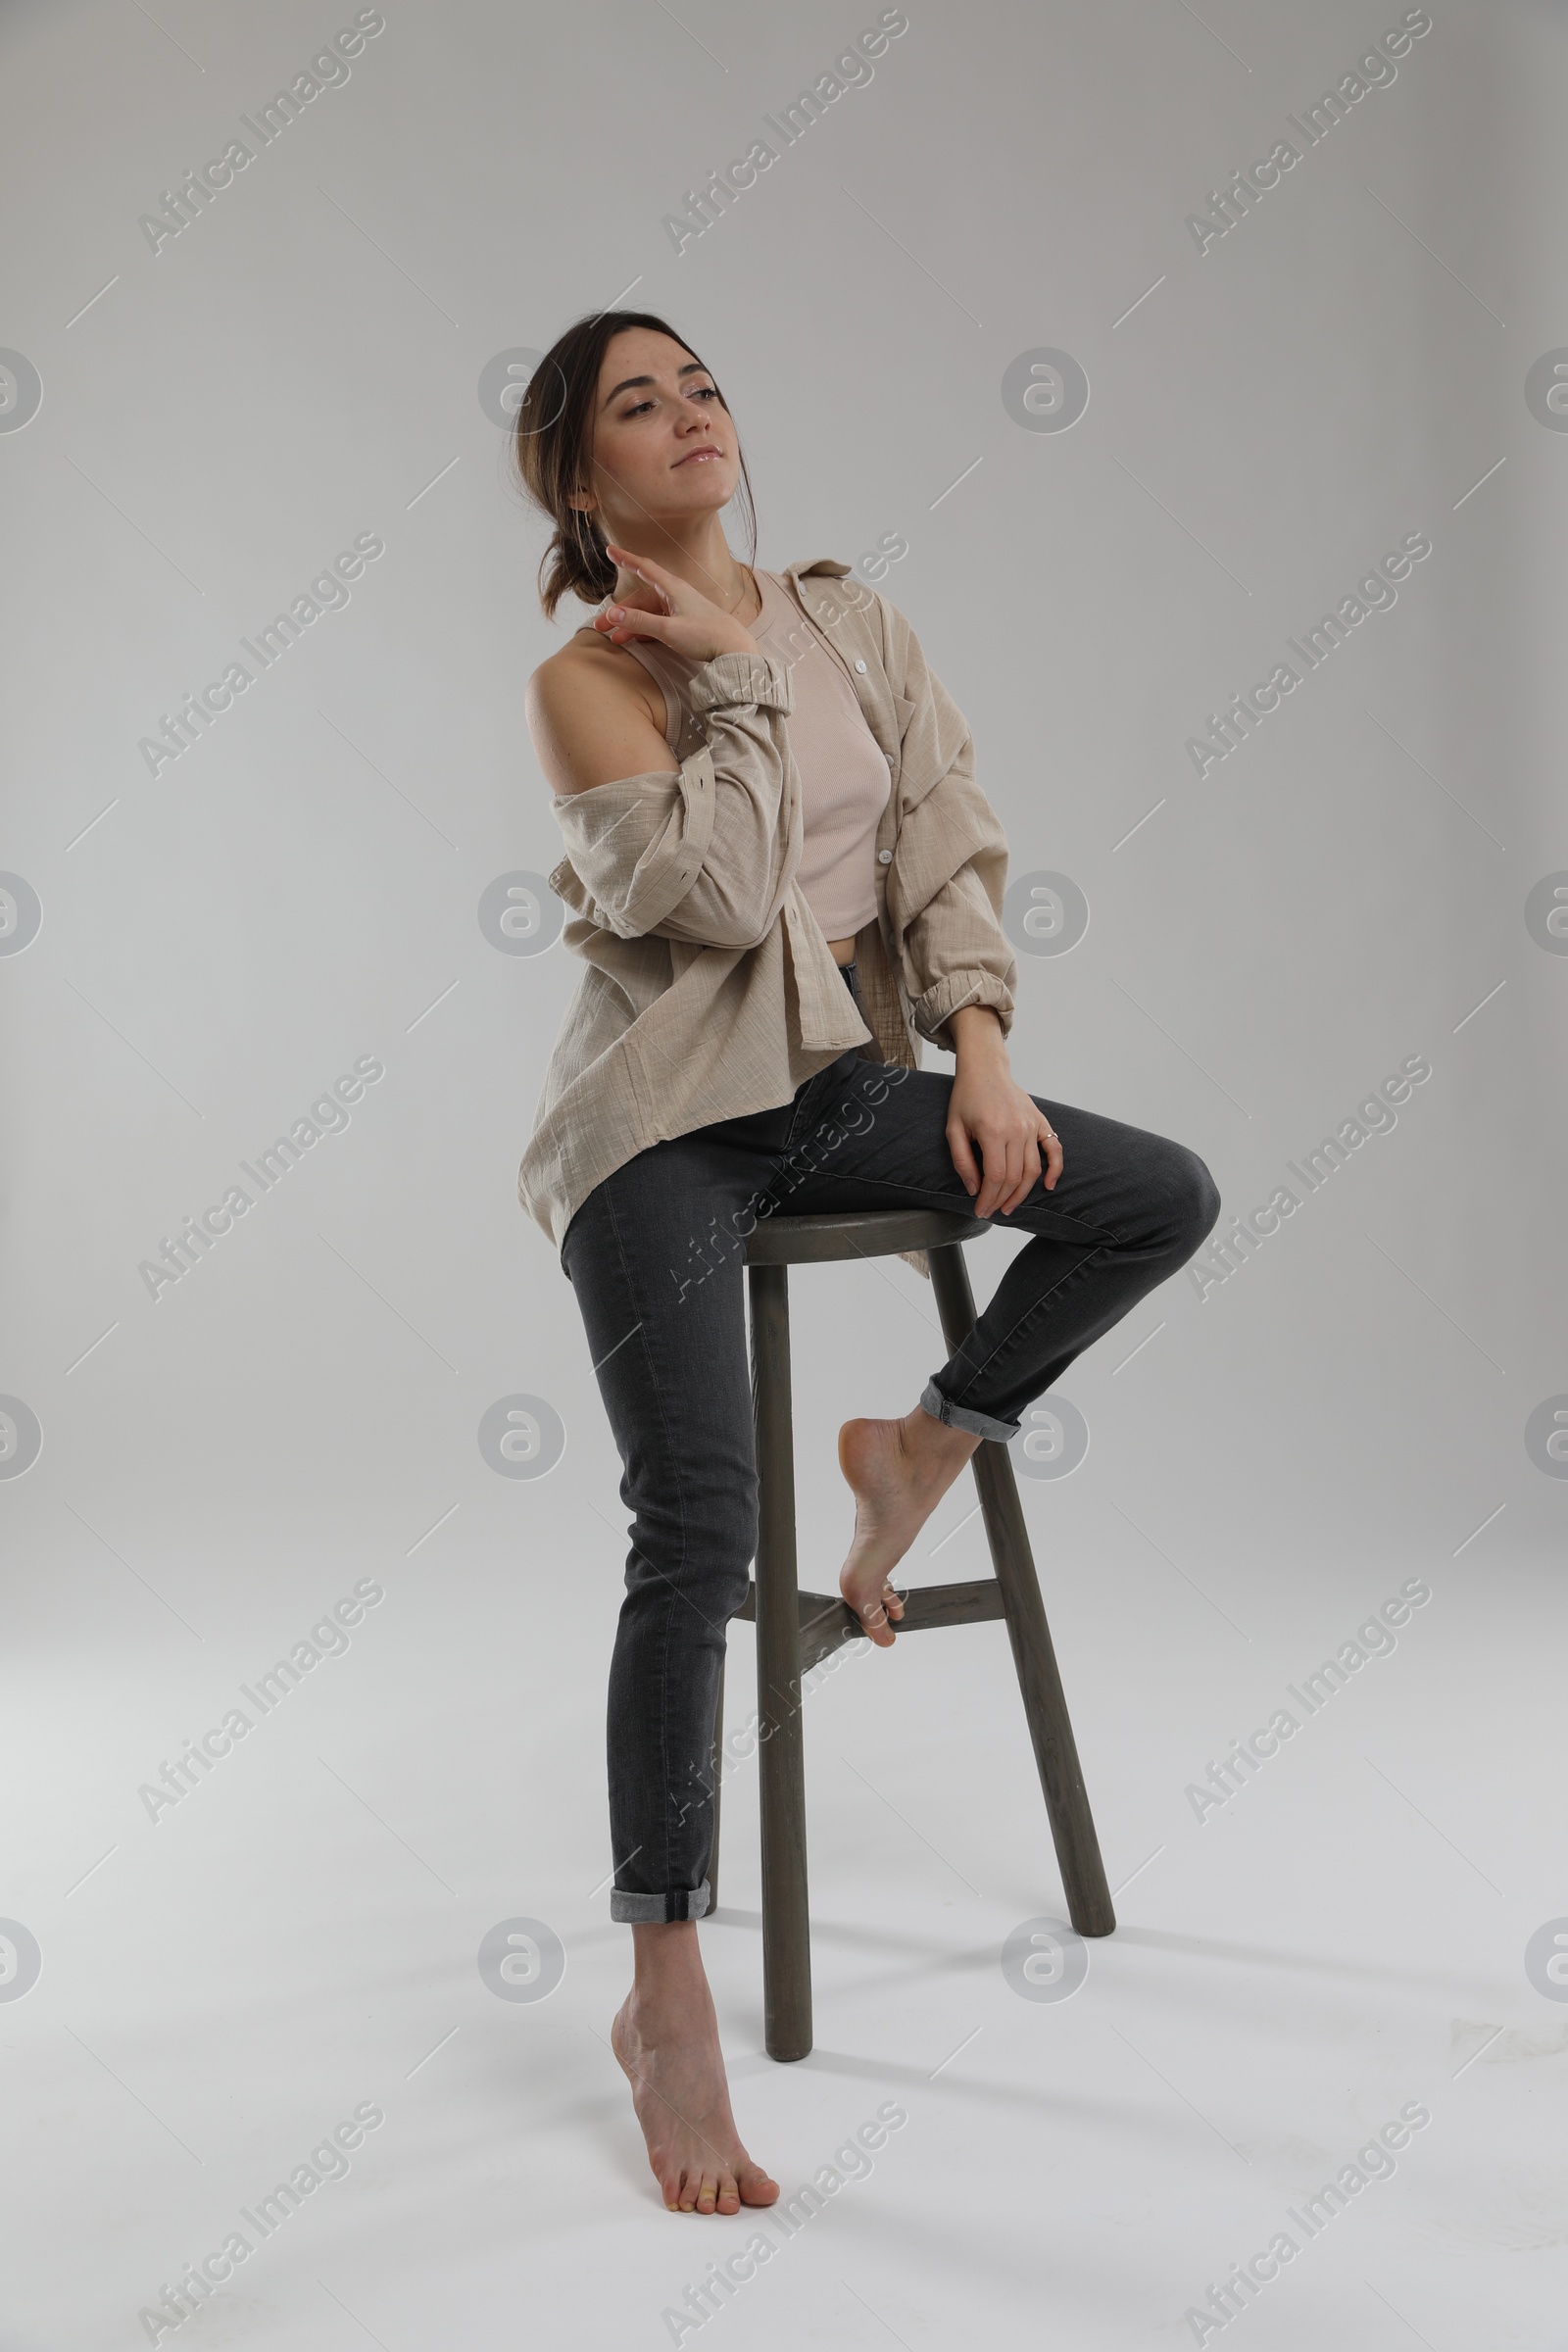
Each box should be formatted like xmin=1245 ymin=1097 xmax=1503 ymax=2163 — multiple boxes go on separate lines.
xmin=594 ymin=543 xmax=760 ymax=663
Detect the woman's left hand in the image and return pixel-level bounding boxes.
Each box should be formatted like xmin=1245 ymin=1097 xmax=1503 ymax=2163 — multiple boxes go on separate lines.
xmin=947 ymin=1056 xmax=1062 ymax=1218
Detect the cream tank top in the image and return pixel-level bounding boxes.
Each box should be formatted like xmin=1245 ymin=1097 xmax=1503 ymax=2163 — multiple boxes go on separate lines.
xmin=599 ymin=567 xmax=893 ymax=940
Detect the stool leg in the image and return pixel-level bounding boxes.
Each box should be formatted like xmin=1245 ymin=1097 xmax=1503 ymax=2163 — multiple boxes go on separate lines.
xmin=747 ymin=1260 xmax=813 ymax=2061
xmin=925 ymin=1243 xmax=1117 ymax=1937
xmin=707 ymin=1646 xmax=726 ymax=1914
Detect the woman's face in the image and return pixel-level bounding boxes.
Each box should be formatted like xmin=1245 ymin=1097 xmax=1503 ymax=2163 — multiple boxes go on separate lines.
xmin=574 ymin=327 xmax=738 ymax=539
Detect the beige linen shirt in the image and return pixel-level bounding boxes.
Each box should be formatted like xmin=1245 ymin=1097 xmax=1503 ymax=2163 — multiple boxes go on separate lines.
xmin=517 ymin=557 xmax=1019 ymax=1270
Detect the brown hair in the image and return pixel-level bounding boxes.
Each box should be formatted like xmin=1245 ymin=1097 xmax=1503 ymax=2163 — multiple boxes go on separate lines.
xmin=512 ymin=309 xmax=759 ymax=621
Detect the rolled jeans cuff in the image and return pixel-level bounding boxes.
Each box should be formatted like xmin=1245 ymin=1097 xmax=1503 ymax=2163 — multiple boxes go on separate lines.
xmin=920 ymin=1378 xmax=1019 ymax=1445
xmin=610 ymin=1877 xmax=711 ymax=1925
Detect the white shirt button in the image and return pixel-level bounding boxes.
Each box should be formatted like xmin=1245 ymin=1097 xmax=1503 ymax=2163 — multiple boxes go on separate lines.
xmin=885 ymin=752 xmax=896 ymax=765
xmin=878 ymin=849 xmax=893 ymax=863
xmin=855 ymin=659 xmax=867 ymax=672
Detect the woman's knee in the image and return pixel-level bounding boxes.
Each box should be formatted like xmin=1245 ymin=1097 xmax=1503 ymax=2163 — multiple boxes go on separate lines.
xmin=622 ymin=1544 xmax=754 ymax=1634
xmin=1164 ymin=1144 xmax=1222 ymax=1252
xmin=624 ymin=1473 xmax=758 ymax=1620
xmin=701 ymin=1494 xmax=759 ymax=1621
xmin=1127 ymin=1134 xmax=1221 ymax=1256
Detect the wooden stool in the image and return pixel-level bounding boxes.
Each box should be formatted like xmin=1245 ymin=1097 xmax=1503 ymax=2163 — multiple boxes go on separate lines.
xmin=708 ymin=1205 xmax=1115 ymax=2062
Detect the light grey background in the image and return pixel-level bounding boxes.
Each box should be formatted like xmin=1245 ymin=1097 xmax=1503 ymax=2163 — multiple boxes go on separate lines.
xmin=2 ymin=3 xmax=1564 ymax=2345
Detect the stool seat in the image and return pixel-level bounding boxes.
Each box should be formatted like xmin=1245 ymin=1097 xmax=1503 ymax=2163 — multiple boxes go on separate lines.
xmin=744 ymin=1205 xmax=982 ymax=1265
xmin=713 ymin=1209 xmax=1115 ymax=2062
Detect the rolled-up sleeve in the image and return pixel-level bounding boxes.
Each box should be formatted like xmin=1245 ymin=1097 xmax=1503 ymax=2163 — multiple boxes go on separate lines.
xmin=904 ymin=858 xmax=1016 ymax=1052
xmin=551 ymin=651 xmax=798 ymax=950
xmin=882 ymin=624 xmax=1018 ymax=1056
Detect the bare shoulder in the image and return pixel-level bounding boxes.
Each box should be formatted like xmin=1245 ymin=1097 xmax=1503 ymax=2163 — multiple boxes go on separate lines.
xmin=525 ymin=626 xmax=675 ymax=798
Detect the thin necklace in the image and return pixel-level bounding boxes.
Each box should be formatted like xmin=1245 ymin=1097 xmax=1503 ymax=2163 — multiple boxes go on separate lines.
xmin=607 ymin=557 xmax=757 ymax=621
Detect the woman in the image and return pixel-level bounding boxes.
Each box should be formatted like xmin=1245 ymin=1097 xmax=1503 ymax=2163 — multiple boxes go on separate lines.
xmin=514 ymin=310 xmax=1221 ymax=2219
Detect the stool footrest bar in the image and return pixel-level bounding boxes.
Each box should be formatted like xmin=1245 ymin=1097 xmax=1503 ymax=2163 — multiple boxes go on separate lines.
xmin=736 ymin=1577 xmax=1006 ymax=1670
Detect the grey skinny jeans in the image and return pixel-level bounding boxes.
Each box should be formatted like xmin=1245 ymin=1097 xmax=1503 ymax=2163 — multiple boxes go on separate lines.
xmin=561 ymin=961 xmax=1221 ymax=1922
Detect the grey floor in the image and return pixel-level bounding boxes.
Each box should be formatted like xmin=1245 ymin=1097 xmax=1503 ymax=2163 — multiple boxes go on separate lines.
xmin=6 ymin=1233 xmax=1565 ymax=2350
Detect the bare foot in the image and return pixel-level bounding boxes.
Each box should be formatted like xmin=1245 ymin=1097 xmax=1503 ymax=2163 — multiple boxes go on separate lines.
xmin=611 ymin=1955 xmax=779 ymax=2215
xmin=838 ymin=1408 xmax=983 ymax=1645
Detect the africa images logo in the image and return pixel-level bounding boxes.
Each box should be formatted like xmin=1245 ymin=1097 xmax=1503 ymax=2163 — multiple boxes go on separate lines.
xmin=136 ymin=536 xmax=385 ymax=779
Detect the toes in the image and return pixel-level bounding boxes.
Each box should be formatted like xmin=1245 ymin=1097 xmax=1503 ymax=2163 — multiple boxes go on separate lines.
xmin=715 ymin=2171 xmax=740 ymax=2215
xmin=858 ymin=1592 xmax=897 ymax=1644
xmin=694 ymin=2169 xmax=719 ymax=2214
xmin=845 ymin=1581 xmax=905 ymax=1642
xmin=677 ymin=2168 xmax=701 ymax=2213
xmin=739 ymin=2164 xmax=780 ymax=2206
